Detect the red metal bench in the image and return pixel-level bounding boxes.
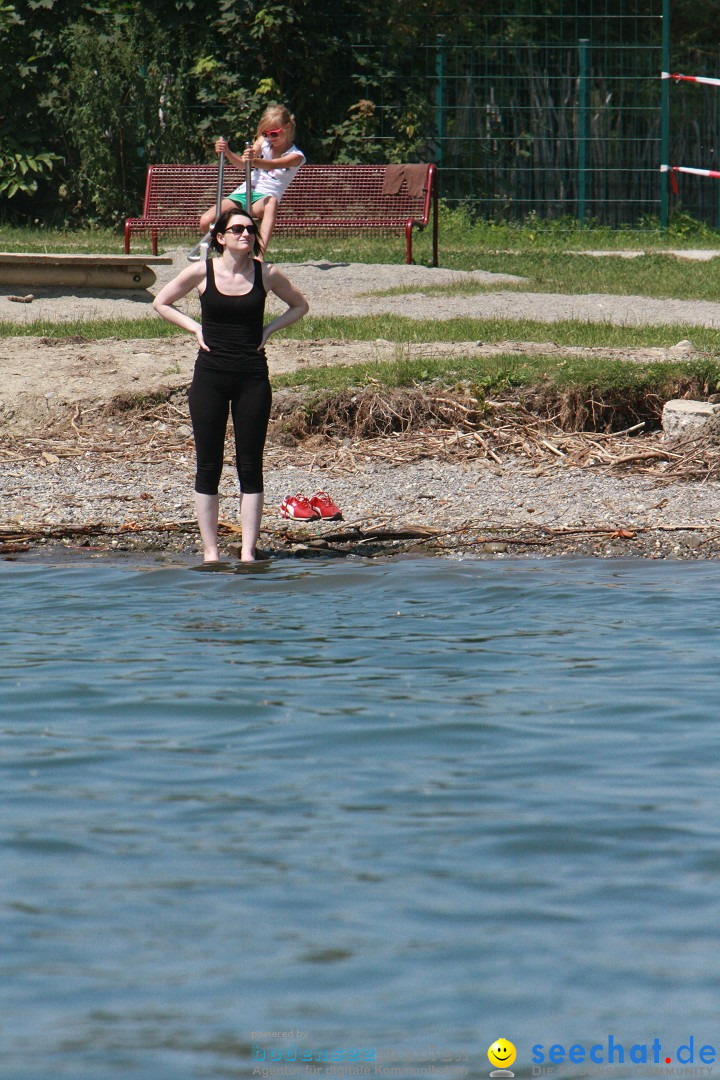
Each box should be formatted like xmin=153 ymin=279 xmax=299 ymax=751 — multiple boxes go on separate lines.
xmin=124 ymin=163 xmax=438 ymax=265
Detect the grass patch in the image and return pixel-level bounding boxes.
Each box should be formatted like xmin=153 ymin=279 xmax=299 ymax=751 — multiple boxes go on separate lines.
xmin=4 ymin=208 xmax=720 ymax=268
xmin=363 ymin=252 xmax=720 ymax=301
xmin=280 ymin=314 xmax=720 ymax=351
xmin=0 ymin=317 xmax=182 ymax=339
xmin=2 ymin=312 xmax=719 ymax=352
xmin=0 ymin=225 xmax=127 ymax=254
xmin=0 ymin=223 xmax=441 ymax=265
xmin=437 ymin=207 xmax=720 ymax=253
xmin=274 ymin=352 xmax=720 ymax=395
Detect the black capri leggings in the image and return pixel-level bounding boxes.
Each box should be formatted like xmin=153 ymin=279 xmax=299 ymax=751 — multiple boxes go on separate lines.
xmin=188 ymin=365 xmax=272 ymax=495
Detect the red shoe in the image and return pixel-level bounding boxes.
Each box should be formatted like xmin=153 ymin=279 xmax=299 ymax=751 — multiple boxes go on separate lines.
xmin=309 ymin=491 xmax=343 ymax=520
xmin=281 ymin=494 xmax=320 ymax=520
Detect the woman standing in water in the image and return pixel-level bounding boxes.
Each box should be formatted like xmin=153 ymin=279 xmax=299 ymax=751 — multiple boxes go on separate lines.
xmin=153 ymin=207 xmax=309 ymax=562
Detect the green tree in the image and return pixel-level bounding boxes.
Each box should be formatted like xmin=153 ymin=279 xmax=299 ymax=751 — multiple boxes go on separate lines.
xmin=0 ymin=1 xmax=78 ymax=210
xmin=48 ymin=15 xmax=200 ymax=222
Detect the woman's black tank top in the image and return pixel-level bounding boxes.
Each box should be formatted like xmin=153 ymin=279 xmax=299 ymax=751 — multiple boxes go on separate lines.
xmin=197 ymin=258 xmax=267 ymax=371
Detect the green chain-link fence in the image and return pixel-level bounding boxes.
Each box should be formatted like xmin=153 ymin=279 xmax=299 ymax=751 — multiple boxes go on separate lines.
xmin=346 ymin=1 xmax=720 ymax=230
xmin=351 ymin=2 xmax=662 ymax=225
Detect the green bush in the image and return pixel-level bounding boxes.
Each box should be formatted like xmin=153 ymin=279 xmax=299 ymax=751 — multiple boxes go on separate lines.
xmin=47 ymin=20 xmax=199 ymax=224
xmin=0 ymin=144 xmax=60 ymax=200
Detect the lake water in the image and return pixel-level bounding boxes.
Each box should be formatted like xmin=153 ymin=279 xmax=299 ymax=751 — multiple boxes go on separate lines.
xmin=1 ymin=555 xmax=719 ymax=1080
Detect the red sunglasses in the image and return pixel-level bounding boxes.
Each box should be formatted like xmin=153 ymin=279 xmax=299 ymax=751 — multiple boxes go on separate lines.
xmin=262 ymin=128 xmax=284 ymax=138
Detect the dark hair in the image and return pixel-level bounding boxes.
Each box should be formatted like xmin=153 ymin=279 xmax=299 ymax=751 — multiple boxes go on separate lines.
xmin=210 ymin=205 xmax=263 ymax=255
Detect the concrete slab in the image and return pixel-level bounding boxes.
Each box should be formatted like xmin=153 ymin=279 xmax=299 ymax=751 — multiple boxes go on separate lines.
xmin=662 ymin=398 xmax=720 ymax=440
xmin=0 ymin=253 xmax=173 ymax=290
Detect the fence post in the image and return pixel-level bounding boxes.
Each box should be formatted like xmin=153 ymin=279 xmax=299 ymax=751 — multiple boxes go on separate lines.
xmin=578 ymin=38 xmax=589 ymax=224
xmin=435 ymin=34 xmax=445 ymax=167
xmin=660 ymin=0 xmax=670 ymax=229
xmin=717 ymin=45 xmax=720 ymax=232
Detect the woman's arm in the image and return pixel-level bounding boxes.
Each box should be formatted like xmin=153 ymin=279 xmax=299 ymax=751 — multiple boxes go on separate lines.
xmin=152 ymin=263 xmax=209 ymax=351
xmin=259 ymin=264 xmax=309 ymax=349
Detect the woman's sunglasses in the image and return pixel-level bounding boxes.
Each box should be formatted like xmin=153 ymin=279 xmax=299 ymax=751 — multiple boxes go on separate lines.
xmin=262 ymin=128 xmax=284 ymax=138
xmin=225 ymin=223 xmax=257 ymax=236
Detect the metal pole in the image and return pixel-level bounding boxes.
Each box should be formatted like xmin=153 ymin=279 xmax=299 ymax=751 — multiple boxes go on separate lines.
xmin=578 ymin=38 xmax=589 ymax=225
xmin=717 ymin=45 xmax=720 ymax=231
xmin=217 ymin=149 xmax=226 ymax=222
xmin=660 ymin=0 xmax=670 ymax=229
xmin=435 ymin=34 xmax=445 ymax=167
xmin=245 ymin=141 xmax=252 ymax=216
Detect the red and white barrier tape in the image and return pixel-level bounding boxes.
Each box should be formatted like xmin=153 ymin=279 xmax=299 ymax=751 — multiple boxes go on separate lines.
xmin=661 ymin=164 xmax=720 ymax=179
xmin=661 ymin=70 xmax=720 ymax=88
xmin=661 ymin=74 xmax=720 ymax=192
xmin=660 ymin=163 xmax=720 ymax=195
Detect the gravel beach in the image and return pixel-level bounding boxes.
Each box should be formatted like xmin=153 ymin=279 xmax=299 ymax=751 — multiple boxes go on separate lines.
xmin=2 ymin=249 xmax=720 ymax=562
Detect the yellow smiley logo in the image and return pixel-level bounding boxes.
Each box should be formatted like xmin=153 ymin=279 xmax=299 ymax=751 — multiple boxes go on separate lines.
xmin=488 ymin=1040 xmax=517 ymax=1069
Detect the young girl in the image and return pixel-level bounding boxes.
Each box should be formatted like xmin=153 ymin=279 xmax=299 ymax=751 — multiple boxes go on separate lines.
xmin=199 ymin=105 xmax=304 ymax=255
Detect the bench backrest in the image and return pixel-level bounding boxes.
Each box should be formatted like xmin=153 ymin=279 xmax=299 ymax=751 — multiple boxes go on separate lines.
xmin=143 ymin=164 xmax=245 ymax=218
xmin=279 ymin=165 xmax=428 ymax=225
xmin=142 ymin=163 xmax=432 ymax=225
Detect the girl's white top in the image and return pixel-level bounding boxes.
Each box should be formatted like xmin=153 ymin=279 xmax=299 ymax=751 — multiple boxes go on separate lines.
xmin=231 ymin=139 xmax=305 ymax=203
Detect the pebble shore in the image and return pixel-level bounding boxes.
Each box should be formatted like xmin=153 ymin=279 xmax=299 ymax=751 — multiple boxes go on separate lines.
xmin=4 ymin=436 xmax=720 ymax=563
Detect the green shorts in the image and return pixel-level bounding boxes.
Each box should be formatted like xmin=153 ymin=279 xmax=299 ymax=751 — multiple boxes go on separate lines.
xmin=228 ymin=190 xmax=269 ymax=207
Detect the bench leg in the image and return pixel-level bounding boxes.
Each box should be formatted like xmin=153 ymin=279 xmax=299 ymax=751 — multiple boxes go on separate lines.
xmin=431 ymin=171 xmax=439 ymax=267
xmin=124 ymin=222 xmax=131 ymax=255
xmin=405 ymin=222 xmax=414 ymax=264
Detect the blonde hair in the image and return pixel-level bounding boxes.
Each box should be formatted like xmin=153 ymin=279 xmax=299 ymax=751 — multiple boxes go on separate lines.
xmin=256 ymin=104 xmax=295 ymax=141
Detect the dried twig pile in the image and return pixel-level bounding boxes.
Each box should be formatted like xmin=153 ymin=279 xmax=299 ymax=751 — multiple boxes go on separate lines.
xmin=269 ymin=386 xmax=668 ymax=473
xmin=2 ymin=384 xmax=720 ymax=482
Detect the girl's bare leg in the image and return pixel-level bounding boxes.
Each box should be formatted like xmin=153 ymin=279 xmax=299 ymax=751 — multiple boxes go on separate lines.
xmin=239 ymin=493 xmax=263 ymax=561
xmin=195 ymin=492 xmax=220 ymax=562
xmin=255 ymin=197 xmax=278 ymax=256
xmin=199 ymin=198 xmax=243 ymax=235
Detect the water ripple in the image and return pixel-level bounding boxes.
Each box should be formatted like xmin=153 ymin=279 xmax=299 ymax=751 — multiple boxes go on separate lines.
xmin=1 ymin=557 xmax=720 ymax=1077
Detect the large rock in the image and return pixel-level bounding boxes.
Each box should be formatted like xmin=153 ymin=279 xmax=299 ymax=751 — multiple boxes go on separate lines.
xmin=662 ymin=399 xmax=720 ymax=440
